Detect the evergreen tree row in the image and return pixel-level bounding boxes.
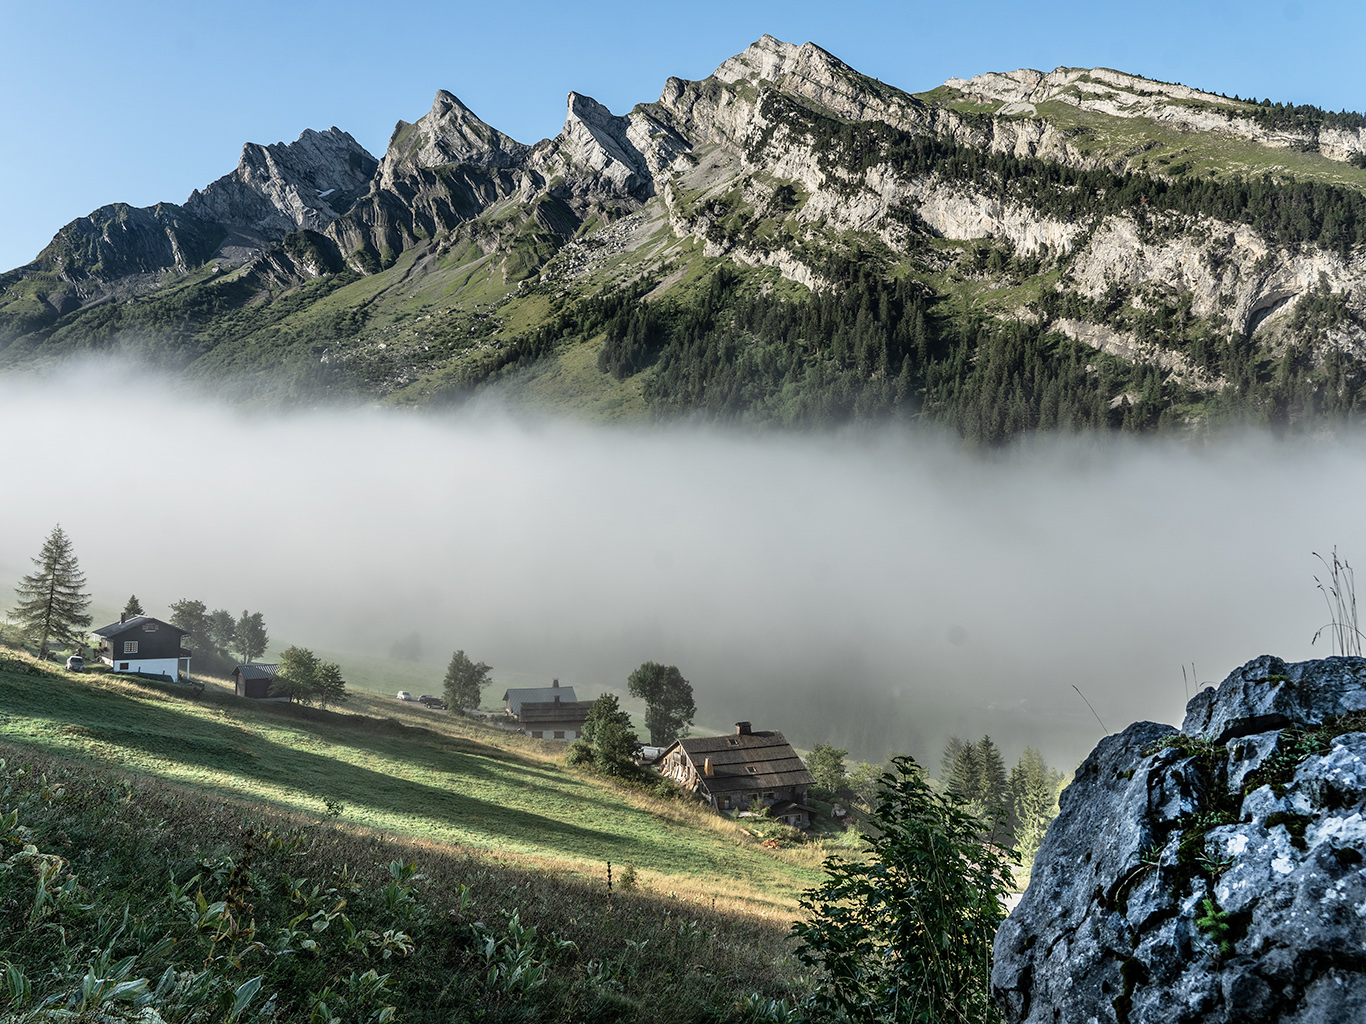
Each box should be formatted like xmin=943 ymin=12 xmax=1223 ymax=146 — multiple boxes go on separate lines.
xmin=939 ymin=735 xmax=1065 ymax=866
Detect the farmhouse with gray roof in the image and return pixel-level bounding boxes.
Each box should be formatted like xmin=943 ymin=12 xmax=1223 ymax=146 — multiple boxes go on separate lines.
xmin=502 ymin=679 xmax=577 ymax=716
xmin=659 ymin=722 xmax=816 ymax=827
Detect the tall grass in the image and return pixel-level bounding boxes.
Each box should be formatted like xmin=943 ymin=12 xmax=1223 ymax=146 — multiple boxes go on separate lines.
xmin=0 ymin=743 xmax=807 ymax=1022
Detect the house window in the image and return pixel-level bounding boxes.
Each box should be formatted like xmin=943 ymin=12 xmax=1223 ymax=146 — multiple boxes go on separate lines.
xmin=531 ymin=731 xmax=543 ymax=739
xmin=745 ymin=765 xmax=759 ymax=774
xmin=119 ymin=663 xmax=129 ymax=671
xmin=553 ymin=731 xmax=565 ymax=740
xmin=763 ymin=791 xmax=775 ymax=800
xmin=123 ymin=641 xmax=138 ymax=654
xmin=726 ymin=738 xmax=739 ymax=746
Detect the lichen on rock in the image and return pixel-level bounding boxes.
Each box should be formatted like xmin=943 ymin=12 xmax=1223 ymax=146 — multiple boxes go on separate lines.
xmin=993 ymin=655 xmax=1366 ymax=1023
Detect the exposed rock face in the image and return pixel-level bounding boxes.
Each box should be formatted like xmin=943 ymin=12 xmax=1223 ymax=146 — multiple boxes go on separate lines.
xmin=376 ymin=91 xmax=530 ymax=188
xmin=34 ymin=202 xmax=224 ymax=284
xmin=186 ymin=127 xmax=377 ymax=237
xmin=993 ymin=655 xmax=1366 ymax=1024
xmin=946 ymin=66 xmax=1366 ymax=163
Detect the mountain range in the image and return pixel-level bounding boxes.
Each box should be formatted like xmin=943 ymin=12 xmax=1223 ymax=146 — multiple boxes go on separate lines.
xmin=3 ymin=35 xmax=1365 ymax=439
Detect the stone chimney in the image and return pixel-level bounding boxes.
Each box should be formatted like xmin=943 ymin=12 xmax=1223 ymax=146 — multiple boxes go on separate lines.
xmin=551 ymin=679 xmax=559 ymax=688
xmin=703 ymin=757 xmax=713 ymax=776
xmin=554 ymin=695 xmax=560 ymax=704
xmin=119 ymin=612 xmax=127 ymax=625
xmin=735 ymin=721 xmax=752 ymax=735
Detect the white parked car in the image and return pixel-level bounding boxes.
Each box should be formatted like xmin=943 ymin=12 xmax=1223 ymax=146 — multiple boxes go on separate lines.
xmin=66 ymin=655 xmax=84 ymax=672
xmin=397 ymin=690 xmax=413 ymax=701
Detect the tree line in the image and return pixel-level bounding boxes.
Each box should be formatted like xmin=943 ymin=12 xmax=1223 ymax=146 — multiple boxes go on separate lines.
xmin=4 ymin=525 xmax=348 ymax=705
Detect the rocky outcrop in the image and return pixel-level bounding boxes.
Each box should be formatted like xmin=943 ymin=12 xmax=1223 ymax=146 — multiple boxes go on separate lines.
xmin=186 ymin=127 xmax=377 ymax=238
xmin=34 ymin=202 xmax=224 ymax=284
xmin=377 ymin=91 xmax=530 ymax=188
xmin=530 ymin=93 xmax=690 ymax=198
xmin=945 ymin=66 xmax=1366 ymax=164
xmin=993 ymin=655 xmax=1366 ymax=1024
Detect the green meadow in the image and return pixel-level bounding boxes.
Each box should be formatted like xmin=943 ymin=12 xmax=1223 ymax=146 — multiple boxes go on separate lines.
xmin=0 ymin=655 xmax=822 ymax=912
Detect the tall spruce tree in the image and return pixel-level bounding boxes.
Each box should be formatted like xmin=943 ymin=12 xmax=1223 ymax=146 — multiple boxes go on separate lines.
xmin=11 ymin=525 xmax=91 ymax=657
xmin=122 ymin=595 xmax=144 ymax=618
xmin=1008 ymin=746 xmax=1063 ymax=867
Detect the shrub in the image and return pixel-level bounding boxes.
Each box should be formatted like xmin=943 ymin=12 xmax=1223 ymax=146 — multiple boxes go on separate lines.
xmin=791 ymin=755 xmax=1017 ymax=1023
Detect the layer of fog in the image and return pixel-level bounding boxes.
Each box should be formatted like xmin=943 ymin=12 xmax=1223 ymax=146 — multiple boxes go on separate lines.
xmin=0 ymin=368 xmax=1356 ymax=772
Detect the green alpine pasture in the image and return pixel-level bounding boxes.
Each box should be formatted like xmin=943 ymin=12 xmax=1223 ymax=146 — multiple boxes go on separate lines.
xmin=0 ymin=653 xmax=821 ymax=912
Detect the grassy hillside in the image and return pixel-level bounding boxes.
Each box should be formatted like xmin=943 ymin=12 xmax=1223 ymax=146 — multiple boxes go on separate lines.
xmin=0 ymin=649 xmax=830 ymax=1020
xmin=0 ymin=654 xmax=824 ymax=907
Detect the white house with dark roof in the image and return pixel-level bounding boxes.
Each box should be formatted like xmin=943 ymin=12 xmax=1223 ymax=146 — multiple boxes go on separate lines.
xmin=92 ymin=614 xmax=191 ymax=681
xmin=658 ymin=722 xmax=817 ymax=827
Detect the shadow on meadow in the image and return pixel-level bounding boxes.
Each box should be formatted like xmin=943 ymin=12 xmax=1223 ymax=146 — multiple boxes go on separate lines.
xmin=0 ymin=668 xmax=655 ymax=861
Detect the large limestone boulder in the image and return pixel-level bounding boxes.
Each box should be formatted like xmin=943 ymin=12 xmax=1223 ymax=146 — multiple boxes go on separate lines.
xmin=993 ymin=655 xmax=1366 ymax=1023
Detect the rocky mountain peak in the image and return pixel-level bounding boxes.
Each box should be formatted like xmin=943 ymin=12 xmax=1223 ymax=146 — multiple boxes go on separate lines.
xmin=185 ymin=126 xmax=376 ymax=239
xmin=533 ymin=91 xmax=668 ymax=198
xmin=376 ymin=89 xmax=530 ymax=190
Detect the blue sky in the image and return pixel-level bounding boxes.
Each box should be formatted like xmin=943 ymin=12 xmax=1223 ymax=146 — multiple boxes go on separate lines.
xmin=2 ymin=0 xmax=1363 ymax=273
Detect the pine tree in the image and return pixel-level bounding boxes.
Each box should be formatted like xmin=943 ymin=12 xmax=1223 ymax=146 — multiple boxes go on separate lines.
xmin=11 ymin=525 xmax=91 ymax=657
xmin=1008 ymin=746 xmax=1063 ymax=868
xmin=940 ymin=735 xmax=967 ymax=785
xmin=122 ymin=595 xmax=144 ymax=618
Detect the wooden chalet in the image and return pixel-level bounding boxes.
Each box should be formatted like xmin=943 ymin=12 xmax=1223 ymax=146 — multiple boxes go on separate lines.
xmin=232 ymin=663 xmax=282 ymax=699
xmin=659 ymin=722 xmax=817 ymax=828
xmin=92 ymin=614 xmax=191 ymax=682
xmin=518 ymin=697 xmax=595 ymax=741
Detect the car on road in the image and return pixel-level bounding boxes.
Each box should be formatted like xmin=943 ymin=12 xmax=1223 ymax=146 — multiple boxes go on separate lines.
xmin=396 ymin=690 xmax=413 ymax=701
xmin=418 ymin=694 xmax=447 ymax=709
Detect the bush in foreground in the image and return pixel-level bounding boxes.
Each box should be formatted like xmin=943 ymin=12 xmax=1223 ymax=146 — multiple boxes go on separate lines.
xmin=791 ymin=756 xmax=1017 ymax=1024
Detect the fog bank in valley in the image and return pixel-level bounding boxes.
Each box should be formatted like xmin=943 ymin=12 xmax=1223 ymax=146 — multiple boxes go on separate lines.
xmin=0 ymin=367 xmax=1356 ymax=770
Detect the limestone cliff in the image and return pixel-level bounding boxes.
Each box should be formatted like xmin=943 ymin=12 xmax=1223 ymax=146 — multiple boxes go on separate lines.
xmin=186 ymin=127 xmax=377 ymax=238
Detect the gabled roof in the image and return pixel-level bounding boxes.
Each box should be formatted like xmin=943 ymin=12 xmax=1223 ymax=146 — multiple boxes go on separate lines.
xmin=503 ymin=685 xmax=578 ymax=715
xmin=518 ymin=700 xmax=595 ymax=725
xmin=662 ymin=729 xmax=815 ymax=795
xmin=92 ymin=615 xmax=187 ymax=639
xmin=232 ymin=663 xmax=279 ymax=681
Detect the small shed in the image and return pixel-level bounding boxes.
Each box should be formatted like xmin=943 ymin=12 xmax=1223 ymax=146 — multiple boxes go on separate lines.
xmin=232 ymin=663 xmax=282 ymax=699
